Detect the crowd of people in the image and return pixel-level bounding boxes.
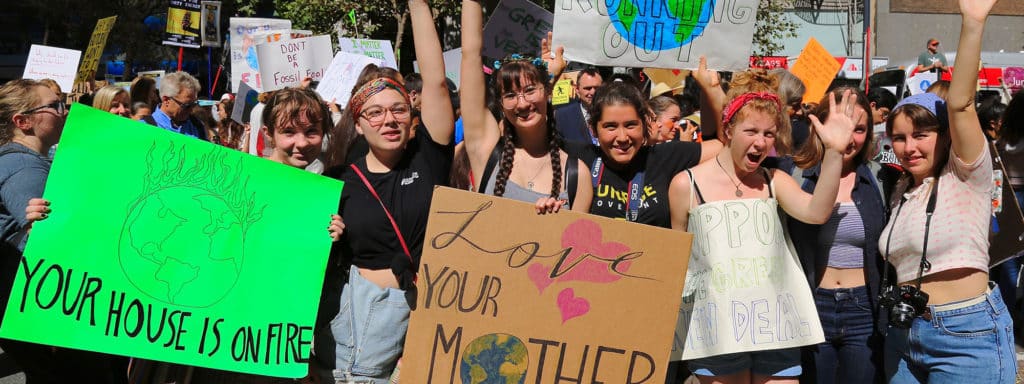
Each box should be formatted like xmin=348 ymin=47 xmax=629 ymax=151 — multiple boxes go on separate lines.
xmin=0 ymin=0 xmax=1021 ymax=383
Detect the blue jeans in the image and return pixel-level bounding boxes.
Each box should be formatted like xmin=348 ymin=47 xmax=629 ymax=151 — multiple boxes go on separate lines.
xmin=884 ymin=284 xmax=1016 ymax=383
xmin=809 ymin=286 xmax=880 ymax=384
xmin=326 ymin=267 xmax=410 ymax=384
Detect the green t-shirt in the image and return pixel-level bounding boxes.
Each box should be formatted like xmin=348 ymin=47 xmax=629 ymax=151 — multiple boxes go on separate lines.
xmin=918 ymin=52 xmax=948 ymax=72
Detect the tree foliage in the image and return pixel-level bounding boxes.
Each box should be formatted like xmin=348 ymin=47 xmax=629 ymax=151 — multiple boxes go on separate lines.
xmin=752 ymin=0 xmax=798 ymax=57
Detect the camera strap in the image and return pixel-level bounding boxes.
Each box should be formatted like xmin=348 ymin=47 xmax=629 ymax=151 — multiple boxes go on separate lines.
xmin=881 ymin=177 xmax=940 ymax=291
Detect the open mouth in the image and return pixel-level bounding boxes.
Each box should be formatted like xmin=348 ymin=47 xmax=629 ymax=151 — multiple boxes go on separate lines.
xmin=745 ymin=153 xmax=761 ymax=165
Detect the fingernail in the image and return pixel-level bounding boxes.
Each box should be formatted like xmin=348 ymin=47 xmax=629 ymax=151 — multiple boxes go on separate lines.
xmin=41 ymin=213 xmax=47 ymax=219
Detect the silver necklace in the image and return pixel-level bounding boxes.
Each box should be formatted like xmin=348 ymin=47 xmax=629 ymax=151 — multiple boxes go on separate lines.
xmin=524 ymin=156 xmax=548 ymax=190
xmin=716 ymin=156 xmax=744 ymax=197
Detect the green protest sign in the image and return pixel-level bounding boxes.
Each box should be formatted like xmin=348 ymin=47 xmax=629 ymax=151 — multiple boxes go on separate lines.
xmin=0 ymin=105 xmax=343 ymax=378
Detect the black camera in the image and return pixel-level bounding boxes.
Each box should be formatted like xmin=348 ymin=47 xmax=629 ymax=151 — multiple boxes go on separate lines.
xmin=878 ymin=285 xmax=929 ymax=328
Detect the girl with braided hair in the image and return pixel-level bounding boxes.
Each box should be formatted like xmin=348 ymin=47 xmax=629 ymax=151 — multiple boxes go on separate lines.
xmin=667 ymin=70 xmax=861 ymax=384
xmin=459 ymin=0 xmax=592 ymax=213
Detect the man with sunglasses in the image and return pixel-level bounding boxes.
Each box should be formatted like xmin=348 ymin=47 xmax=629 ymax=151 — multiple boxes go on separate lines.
xmin=916 ymin=38 xmax=949 ymax=74
xmin=142 ymin=71 xmax=208 ymax=141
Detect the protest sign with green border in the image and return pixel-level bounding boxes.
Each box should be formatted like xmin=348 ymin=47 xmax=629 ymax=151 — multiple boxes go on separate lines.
xmin=0 ymin=105 xmax=343 ymax=378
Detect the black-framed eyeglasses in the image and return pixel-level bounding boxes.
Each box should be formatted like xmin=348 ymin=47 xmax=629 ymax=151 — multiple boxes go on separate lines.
xmin=168 ymin=97 xmax=198 ymax=109
xmin=23 ymin=101 xmax=66 ymax=115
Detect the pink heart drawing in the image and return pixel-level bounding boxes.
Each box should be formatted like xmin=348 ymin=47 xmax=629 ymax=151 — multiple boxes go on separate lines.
xmin=558 ymin=219 xmax=634 ymax=284
xmin=556 ymin=288 xmax=590 ymax=323
xmin=527 ymin=263 xmax=554 ymax=294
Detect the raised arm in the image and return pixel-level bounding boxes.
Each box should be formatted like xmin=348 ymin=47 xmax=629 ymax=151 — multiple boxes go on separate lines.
xmin=946 ymin=0 xmax=996 ymax=164
xmin=409 ymin=0 xmax=453 ymax=144
xmin=693 ymin=56 xmax=725 ymax=142
xmin=776 ymin=90 xmax=860 ymax=224
xmin=460 ymin=0 xmax=502 ymax=180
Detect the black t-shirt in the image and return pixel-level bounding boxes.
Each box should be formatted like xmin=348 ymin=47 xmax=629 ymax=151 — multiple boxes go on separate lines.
xmin=567 ymin=141 xmax=701 ymax=228
xmin=326 ymin=125 xmax=453 ymax=287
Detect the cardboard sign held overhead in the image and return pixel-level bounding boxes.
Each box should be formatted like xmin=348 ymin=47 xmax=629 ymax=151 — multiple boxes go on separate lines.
xmin=256 ymin=35 xmax=334 ymax=91
xmin=483 ymin=0 xmax=554 ymax=59
xmin=789 ymin=38 xmax=843 ymax=104
xmin=229 ymin=17 xmax=293 ymax=92
xmin=316 ymin=52 xmax=383 ymax=108
xmin=76 ymin=16 xmax=117 ymax=84
xmin=23 ymin=45 xmax=82 ymax=93
xmin=553 ymin=0 xmax=759 ymax=71
xmin=164 ymin=0 xmax=202 ymax=48
xmin=645 ymin=68 xmax=689 ymax=98
xmin=402 ymin=187 xmax=691 ymax=383
xmin=338 ymin=38 xmax=398 ymax=69
xmin=0 ymin=105 xmax=343 ymax=378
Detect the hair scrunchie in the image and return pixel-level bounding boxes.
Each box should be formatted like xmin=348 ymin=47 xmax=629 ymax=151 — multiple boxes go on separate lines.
xmin=722 ymin=92 xmax=783 ymax=125
xmin=349 ymin=77 xmax=410 ymax=117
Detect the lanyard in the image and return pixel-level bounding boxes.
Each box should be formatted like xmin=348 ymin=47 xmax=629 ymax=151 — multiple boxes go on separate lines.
xmin=348 ymin=164 xmax=412 ymax=261
xmin=590 ymin=157 xmax=645 ymax=222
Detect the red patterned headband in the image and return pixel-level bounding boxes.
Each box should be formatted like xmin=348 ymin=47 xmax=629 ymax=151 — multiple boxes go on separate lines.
xmin=349 ymin=77 xmax=410 ymax=116
xmin=722 ymin=92 xmax=782 ymax=125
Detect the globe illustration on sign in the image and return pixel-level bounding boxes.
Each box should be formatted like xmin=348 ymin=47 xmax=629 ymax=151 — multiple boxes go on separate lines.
xmin=609 ymin=0 xmax=716 ymax=51
xmin=119 ymin=143 xmax=263 ymax=308
xmin=460 ymin=334 xmax=529 ymax=384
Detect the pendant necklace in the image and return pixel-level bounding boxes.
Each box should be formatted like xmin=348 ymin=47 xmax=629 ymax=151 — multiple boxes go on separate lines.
xmin=525 ymin=156 xmax=548 ymax=190
xmin=716 ymin=156 xmax=744 ymax=197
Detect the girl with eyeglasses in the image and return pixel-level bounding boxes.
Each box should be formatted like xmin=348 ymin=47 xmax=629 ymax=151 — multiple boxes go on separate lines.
xmin=310 ymin=0 xmax=453 ymax=381
xmin=0 ymin=79 xmax=128 ymax=383
xmin=460 ymin=0 xmax=593 ymax=214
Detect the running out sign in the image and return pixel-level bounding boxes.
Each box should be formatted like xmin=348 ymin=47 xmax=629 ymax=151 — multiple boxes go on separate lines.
xmin=553 ymin=0 xmax=759 ymax=70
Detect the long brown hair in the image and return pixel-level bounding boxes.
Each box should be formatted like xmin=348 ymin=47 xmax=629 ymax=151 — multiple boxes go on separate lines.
xmin=325 ymin=65 xmax=406 ymax=169
xmin=792 ymin=87 xmax=875 ymax=169
xmin=885 ymin=103 xmax=950 ymax=178
xmin=492 ymin=59 xmax=563 ymax=199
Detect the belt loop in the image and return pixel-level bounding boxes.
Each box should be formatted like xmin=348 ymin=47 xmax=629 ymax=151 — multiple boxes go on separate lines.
xmin=986 ymin=282 xmax=1000 ymax=314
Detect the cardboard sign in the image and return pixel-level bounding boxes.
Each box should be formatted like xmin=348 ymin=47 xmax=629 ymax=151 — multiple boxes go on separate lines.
xmin=402 ymin=187 xmax=691 ymax=383
xmin=230 ymin=81 xmax=259 ymax=124
xmin=76 ymin=16 xmax=117 ymax=84
xmin=644 ymin=68 xmax=689 ymax=98
xmin=1005 ymin=67 xmax=1024 ymax=93
xmin=672 ymin=199 xmax=825 ymax=360
xmin=23 ymin=45 xmax=82 ymax=92
xmin=200 ymin=1 xmax=222 ymax=47
xmin=164 ymin=0 xmax=202 ymax=48
xmin=338 ymin=38 xmax=398 ymax=69
xmin=789 ymin=38 xmax=843 ymax=104
xmin=229 ymin=17 xmax=292 ymax=92
xmin=316 ymin=51 xmax=383 ymax=107
xmin=552 ymin=79 xmax=573 ymax=105
xmin=255 ymin=35 xmax=334 ymax=91
xmin=482 ymin=0 xmax=554 ymax=59
xmin=553 ymin=0 xmax=759 ymax=71
xmin=0 ymin=105 xmax=343 ymax=378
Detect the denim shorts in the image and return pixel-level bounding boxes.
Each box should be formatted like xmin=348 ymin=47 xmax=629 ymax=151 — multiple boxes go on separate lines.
xmin=688 ymin=347 xmax=802 ymax=377
xmin=884 ymin=283 xmax=1016 ymax=383
xmin=327 ymin=267 xmax=410 ymax=383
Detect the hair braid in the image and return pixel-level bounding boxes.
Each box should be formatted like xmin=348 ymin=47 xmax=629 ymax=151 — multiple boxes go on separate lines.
xmin=547 ymin=110 xmax=563 ymax=199
xmin=493 ymin=127 xmax=516 ymax=197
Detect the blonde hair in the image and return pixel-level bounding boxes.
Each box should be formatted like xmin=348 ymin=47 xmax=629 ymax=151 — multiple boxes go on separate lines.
xmin=38 ymin=78 xmax=63 ymax=98
xmin=725 ymin=70 xmax=792 ymax=154
xmin=0 ymin=79 xmax=46 ymax=145
xmin=93 ymin=85 xmax=128 ymax=113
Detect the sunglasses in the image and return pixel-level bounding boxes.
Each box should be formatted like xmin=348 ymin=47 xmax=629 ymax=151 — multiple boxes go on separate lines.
xmin=23 ymin=101 xmax=67 ymax=115
xmin=168 ymin=97 xmax=198 ymax=109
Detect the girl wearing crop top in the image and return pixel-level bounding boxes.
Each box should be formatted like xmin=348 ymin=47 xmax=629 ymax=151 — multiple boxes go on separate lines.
xmin=667 ymin=71 xmax=859 ymax=384
xmin=459 ymin=0 xmax=592 ymax=214
xmin=784 ymin=87 xmax=891 ymax=383
xmin=876 ymin=1 xmax=1015 ymax=382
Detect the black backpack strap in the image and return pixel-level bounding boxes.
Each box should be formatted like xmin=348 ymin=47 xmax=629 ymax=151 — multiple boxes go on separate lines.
xmin=480 ymin=138 xmax=504 ymax=193
xmin=566 ymin=153 xmax=579 ymax=208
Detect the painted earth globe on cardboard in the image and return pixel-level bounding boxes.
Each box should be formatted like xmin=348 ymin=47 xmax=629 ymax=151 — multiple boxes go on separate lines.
xmin=609 ymin=0 xmax=715 ymax=51
xmin=460 ymin=333 xmax=529 ymax=384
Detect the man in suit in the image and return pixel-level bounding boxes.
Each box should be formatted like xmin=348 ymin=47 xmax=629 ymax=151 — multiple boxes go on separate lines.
xmin=555 ymin=68 xmax=603 ymax=144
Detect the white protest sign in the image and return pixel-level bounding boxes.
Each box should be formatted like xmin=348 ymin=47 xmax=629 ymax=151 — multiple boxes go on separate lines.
xmin=256 ymin=35 xmax=334 ymax=91
xmin=413 ymin=48 xmax=463 ymax=88
xmin=338 ymin=38 xmax=397 ymax=69
xmin=672 ymin=199 xmax=824 ymax=360
xmin=553 ymin=0 xmax=759 ymax=70
xmin=23 ymin=45 xmax=82 ymax=92
xmin=907 ymin=72 xmax=938 ymax=95
xmin=229 ymin=17 xmax=292 ymax=92
xmin=482 ymin=0 xmax=554 ymax=59
xmin=316 ymin=52 xmax=383 ymax=107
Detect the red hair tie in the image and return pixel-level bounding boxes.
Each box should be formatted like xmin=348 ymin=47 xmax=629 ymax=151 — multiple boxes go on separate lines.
xmin=722 ymin=92 xmax=782 ymax=125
